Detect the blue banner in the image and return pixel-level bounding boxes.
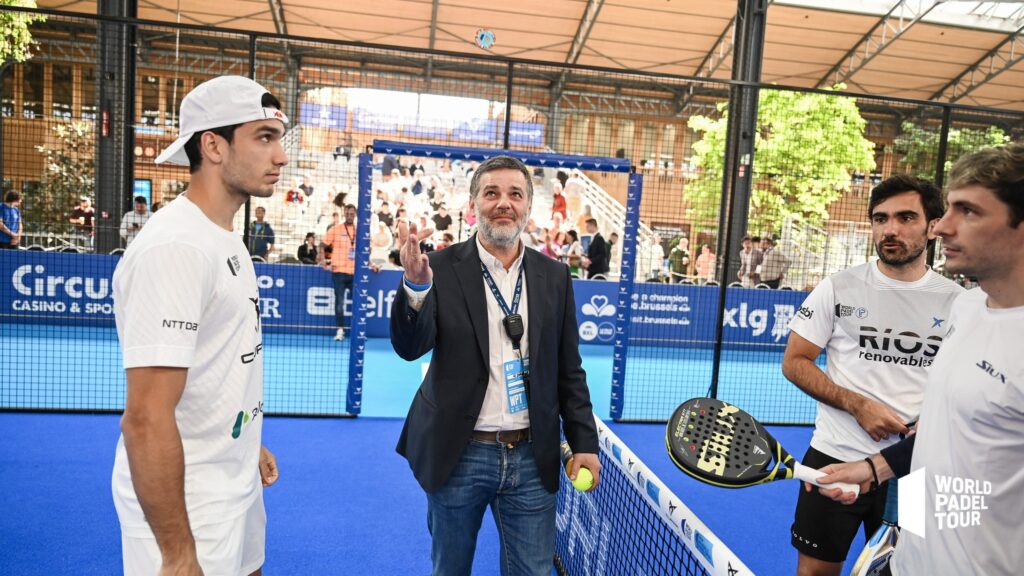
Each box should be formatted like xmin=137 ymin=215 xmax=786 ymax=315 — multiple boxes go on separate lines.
xmin=453 ymin=118 xmax=497 ymax=143
xmin=353 ymin=108 xmax=399 ymax=133
xmin=373 ymin=140 xmax=631 ymax=173
xmin=507 ymin=121 xmax=545 ymax=148
xmin=299 ymin=103 xmax=348 ymax=130
xmin=2 ymin=250 xmax=808 ymax=350
xmin=401 ymin=122 xmax=450 ymax=140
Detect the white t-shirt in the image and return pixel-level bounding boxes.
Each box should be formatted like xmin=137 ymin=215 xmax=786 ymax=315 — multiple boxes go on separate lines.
xmin=111 ymin=194 xmax=265 ymax=536
xmin=893 ymin=288 xmax=1024 ymax=576
xmin=788 ymin=262 xmax=962 ymax=460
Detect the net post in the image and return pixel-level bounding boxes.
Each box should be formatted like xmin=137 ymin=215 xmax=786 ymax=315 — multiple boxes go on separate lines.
xmin=345 ymin=152 xmax=373 ymax=415
xmin=610 ymin=173 xmax=642 ymax=420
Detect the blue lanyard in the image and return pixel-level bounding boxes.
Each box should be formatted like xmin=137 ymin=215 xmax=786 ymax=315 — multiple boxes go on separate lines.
xmin=479 ymin=259 xmax=524 ymax=318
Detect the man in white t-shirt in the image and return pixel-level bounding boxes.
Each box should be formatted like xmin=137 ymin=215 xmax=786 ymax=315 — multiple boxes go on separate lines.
xmin=112 ymin=76 xmax=287 ymax=576
xmin=783 ymin=174 xmax=962 ymax=576
xmin=119 ymin=195 xmax=151 ymax=247
xmin=816 ymin=143 xmax=1024 ymax=576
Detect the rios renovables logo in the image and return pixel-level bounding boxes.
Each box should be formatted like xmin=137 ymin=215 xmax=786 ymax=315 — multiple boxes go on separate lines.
xmin=231 ymin=400 xmax=264 ymax=439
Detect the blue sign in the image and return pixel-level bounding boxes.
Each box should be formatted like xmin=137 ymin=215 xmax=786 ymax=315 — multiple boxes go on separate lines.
xmin=507 ymin=121 xmax=545 ymax=147
xmin=401 ymin=122 xmax=449 ymax=140
xmin=353 ymin=108 xmax=399 ymax=133
xmin=373 ymin=140 xmax=631 ymax=173
xmin=299 ymin=103 xmax=348 ymax=130
xmin=453 ymin=118 xmax=497 ymax=143
xmin=2 ymin=250 xmax=809 ymax=349
xmin=133 ymin=179 xmax=152 ymax=206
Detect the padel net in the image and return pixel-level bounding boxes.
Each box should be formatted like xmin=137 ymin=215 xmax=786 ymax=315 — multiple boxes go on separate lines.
xmin=555 ymin=416 xmax=750 ymax=576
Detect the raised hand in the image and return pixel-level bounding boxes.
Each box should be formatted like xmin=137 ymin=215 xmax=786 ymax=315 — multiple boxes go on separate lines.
xmin=399 ymin=221 xmax=435 ymax=285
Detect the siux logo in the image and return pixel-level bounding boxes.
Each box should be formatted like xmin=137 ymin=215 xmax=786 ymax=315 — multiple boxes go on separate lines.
xmin=976 ymin=360 xmax=1008 ymax=385
xmin=230 ymin=400 xmax=264 ymax=439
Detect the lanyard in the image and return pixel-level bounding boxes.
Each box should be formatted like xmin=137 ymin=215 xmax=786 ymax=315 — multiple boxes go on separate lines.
xmin=480 ymin=259 xmax=526 ymax=350
xmin=481 ymin=258 xmax=530 ymax=397
xmin=480 ymin=260 xmax=524 ymax=318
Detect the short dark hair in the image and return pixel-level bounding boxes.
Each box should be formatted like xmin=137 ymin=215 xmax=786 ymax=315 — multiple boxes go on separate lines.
xmin=183 ymin=92 xmax=283 ymax=173
xmin=868 ymin=174 xmax=944 ymax=222
xmin=741 ymin=235 xmax=752 ymax=242
xmin=585 ymin=218 xmax=597 ymax=228
xmin=751 ymin=235 xmax=761 ymax=243
xmin=948 ymin=143 xmax=1024 ymax=227
xmin=469 ymin=156 xmax=533 ymax=201
xmin=133 ymin=196 xmax=147 ymax=204
xmin=4 ymin=191 xmax=21 ymax=203
xmin=305 ymin=232 xmax=315 ymax=240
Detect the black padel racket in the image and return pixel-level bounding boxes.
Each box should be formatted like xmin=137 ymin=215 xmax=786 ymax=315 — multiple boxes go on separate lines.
xmin=666 ymin=397 xmax=859 ymax=494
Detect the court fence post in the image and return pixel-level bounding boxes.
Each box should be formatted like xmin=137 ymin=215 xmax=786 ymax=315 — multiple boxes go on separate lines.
xmin=346 ymin=153 xmax=373 ymax=414
xmin=610 ymin=173 xmax=642 ymax=420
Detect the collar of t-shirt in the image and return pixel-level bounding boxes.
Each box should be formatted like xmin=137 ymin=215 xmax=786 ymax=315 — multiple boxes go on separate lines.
xmin=871 ymin=260 xmax=936 ymax=289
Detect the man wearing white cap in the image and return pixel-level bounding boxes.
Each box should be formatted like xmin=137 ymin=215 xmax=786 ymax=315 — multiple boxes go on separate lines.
xmin=111 ymin=76 xmax=288 ymax=576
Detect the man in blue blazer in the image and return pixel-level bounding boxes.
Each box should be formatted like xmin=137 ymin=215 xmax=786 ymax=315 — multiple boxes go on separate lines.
xmin=391 ymin=155 xmax=601 ymax=576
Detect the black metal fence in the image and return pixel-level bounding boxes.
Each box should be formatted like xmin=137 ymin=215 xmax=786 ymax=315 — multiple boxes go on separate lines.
xmin=2 ymin=9 xmax=1023 ymax=421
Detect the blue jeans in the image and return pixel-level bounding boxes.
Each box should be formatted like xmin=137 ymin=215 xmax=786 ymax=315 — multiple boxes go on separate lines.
xmin=331 ymin=272 xmax=353 ymax=329
xmin=426 ymin=439 xmax=556 ymax=576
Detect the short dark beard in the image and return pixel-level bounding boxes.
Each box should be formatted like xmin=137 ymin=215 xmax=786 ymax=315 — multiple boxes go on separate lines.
xmin=874 ymin=239 xmax=926 ymax=267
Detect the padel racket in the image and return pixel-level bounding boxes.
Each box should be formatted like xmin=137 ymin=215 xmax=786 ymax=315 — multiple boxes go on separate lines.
xmin=851 ymin=468 xmax=900 ymax=575
xmin=666 ymin=397 xmax=859 ymax=494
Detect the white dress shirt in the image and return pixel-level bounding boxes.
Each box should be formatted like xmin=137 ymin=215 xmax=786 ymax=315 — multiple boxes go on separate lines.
xmin=404 ymin=237 xmax=531 ymax=431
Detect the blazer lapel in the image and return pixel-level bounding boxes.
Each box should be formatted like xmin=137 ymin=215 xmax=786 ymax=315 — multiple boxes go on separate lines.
xmin=451 ymin=238 xmax=489 ymax=362
xmin=525 ymin=249 xmax=547 ymax=365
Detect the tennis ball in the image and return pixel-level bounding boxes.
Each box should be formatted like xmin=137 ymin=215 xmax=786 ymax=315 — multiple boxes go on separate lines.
xmin=570 ymin=466 xmax=594 ymax=492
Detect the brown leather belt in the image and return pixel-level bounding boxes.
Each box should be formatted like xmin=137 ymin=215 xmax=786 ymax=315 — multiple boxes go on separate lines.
xmin=471 ymin=428 xmax=531 ymax=445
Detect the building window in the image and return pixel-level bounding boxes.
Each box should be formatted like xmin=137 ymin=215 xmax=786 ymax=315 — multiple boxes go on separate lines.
xmin=22 ymin=63 xmax=44 ymax=119
xmin=81 ymin=67 xmax=97 ymax=120
xmin=164 ymin=77 xmax=185 ymax=127
xmin=1 ymin=66 xmax=13 ymax=118
xmin=140 ymin=75 xmax=159 ymax=125
xmin=52 ymin=64 xmax=73 ymax=119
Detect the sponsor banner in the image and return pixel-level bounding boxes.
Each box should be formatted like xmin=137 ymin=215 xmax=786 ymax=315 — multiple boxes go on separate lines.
xmin=400 ymin=122 xmax=449 ymax=140
xmin=299 ymin=103 xmax=348 ymax=130
xmin=453 ymin=118 xmax=497 ymax=143
xmin=2 ymin=250 xmax=808 ymax=348
xmin=372 ymin=140 xmax=632 ymax=173
xmin=507 ymin=121 xmax=545 ymax=147
xmin=352 ymin=108 xmax=399 ymax=133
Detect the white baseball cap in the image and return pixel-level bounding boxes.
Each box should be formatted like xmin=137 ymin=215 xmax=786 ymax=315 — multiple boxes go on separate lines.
xmin=155 ymin=76 xmax=289 ymax=166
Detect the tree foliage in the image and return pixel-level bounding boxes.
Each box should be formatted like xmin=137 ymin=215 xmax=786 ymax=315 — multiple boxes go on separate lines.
xmin=1 ymin=0 xmax=45 ymax=63
xmin=892 ymin=121 xmax=1007 ymax=179
xmin=27 ymin=121 xmax=95 ymax=235
xmin=686 ymin=87 xmax=876 ymax=234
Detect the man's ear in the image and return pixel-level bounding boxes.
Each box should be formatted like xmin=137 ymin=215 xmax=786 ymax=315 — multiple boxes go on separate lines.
xmin=927 ymin=218 xmax=939 ymax=240
xmin=199 ymin=131 xmax=226 ymax=166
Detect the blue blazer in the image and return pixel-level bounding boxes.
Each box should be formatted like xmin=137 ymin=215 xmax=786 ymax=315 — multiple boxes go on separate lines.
xmin=390 ymin=237 xmax=599 ymax=493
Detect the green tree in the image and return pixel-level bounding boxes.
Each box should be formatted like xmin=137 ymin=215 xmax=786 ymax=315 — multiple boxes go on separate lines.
xmin=686 ymin=87 xmax=876 ymax=234
xmin=1 ymin=0 xmax=45 ymax=63
xmin=892 ymin=121 xmax=1007 ymax=179
xmin=27 ymin=121 xmax=94 ymax=236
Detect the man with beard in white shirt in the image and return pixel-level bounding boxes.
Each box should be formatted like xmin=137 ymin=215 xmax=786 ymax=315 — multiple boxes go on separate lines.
xmin=816 ymin=143 xmax=1024 ymax=576
xmin=783 ymin=174 xmax=962 ymax=576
